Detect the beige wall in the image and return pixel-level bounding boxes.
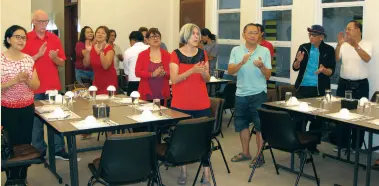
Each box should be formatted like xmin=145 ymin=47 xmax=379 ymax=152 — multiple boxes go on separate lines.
xmin=1 ymin=0 xmax=32 ymax=52
xmin=31 ymin=0 xmax=65 ymax=87
xmin=79 ymin=0 xmax=175 ymax=53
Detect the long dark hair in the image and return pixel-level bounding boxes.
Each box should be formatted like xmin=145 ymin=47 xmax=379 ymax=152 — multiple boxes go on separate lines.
xmin=201 ymin=28 xmax=216 ymax=41
xmin=79 ymin=26 xmax=93 ymax=42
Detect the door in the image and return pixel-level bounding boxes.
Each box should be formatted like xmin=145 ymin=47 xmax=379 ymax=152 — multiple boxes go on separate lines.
xmin=180 ymin=0 xmax=205 ymax=30
xmin=64 ymin=0 xmax=78 ymax=86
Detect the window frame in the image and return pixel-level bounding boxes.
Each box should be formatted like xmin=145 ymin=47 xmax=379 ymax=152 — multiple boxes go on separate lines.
xmin=215 ymin=0 xmax=241 ymax=72
xmin=315 ymin=0 xmax=365 ymax=89
xmin=257 ymin=0 xmax=293 ymax=84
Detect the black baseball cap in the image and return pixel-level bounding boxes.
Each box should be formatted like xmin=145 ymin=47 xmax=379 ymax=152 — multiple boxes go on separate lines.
xmin=307 ymin=25 xmax=326 ymax=36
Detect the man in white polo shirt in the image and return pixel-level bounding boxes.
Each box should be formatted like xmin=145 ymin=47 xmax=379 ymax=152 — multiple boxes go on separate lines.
xmin=335 ymin=20 xmax=372 ymax=152
xmin=123 ymin=31 xmax=149 ymax=95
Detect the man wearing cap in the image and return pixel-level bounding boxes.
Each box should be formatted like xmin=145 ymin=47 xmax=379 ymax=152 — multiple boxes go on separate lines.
xmin=335 ymin=20 xmax=372 ymax=154
xmin=292 ymin=25 xmax=336 ymax=153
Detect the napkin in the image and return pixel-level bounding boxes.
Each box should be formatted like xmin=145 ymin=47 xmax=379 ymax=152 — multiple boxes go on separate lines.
xmin=107 ymin=85 xmax=116 ymax=91
xmin=88 ymin=86 xmax=97 ymax=91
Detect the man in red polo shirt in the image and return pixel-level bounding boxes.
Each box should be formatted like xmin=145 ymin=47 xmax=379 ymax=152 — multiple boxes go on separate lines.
xmin=22 ymin=10 xmax=69 ymax=160
xmin=256 ymin=24 xmax=275 ymax=61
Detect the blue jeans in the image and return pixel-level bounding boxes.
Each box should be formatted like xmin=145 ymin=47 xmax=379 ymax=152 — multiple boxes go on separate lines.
xmin=32 ymin=93 xmax=65 ymax=153
xmin=234 ymin=91 xmax=267 ymax=132
xmin=75 ymin=68 xmax=94 ymax=84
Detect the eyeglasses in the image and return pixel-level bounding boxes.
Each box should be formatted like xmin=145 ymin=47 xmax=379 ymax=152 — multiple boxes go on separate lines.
xmin=244 ymin=32 xmax=259 ymax=36
xmin=149 ymin=35 xmax=161 ymax=39
xmin=12 ymin=35 xmax=27 ymax=41
xmin=345 ymin=27 xmax=356 ymax=32
xmin=35 ymin=20 xmax=49 ymax=24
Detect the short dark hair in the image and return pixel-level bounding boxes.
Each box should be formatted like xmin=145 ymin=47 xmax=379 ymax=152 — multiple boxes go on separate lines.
xmin=349 ymin=20 xmax=363 ymax=33
xmin=109 ymin=29 xmax=117 ymax=38
xmin=79 ymin=26 xmax=92 ymax=43
xmin=146 ymin=28 xmax=161 ymax=39
xmin=138 ymin=27 xmax=148 ymax=32
xmin=255 ymin=23 xmax=265 ymax=33
xmin=243 ymin=23 xmax=258 ymax=33
xmin=3 ymin=25 xmax=27 ymax=49
xmin=201 ymin=28 xmax=216 ymax=41
xmin=95 ymin=26 xmax=110 ymax=42
xmin=129 ymin=31 xmax=144 ymax=42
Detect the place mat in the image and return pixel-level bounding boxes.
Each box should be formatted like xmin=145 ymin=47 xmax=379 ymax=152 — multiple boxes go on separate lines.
xmin=273 ymin=101 xmax=310 ymax=107
xmin=325 ymin=112 xmax=363 ymax=121
xmin=285 ymin=105 xmax=319 ymax=113
xmin=40 ymin=110 xmax=81 ymax=122
xmin=110 ymin=97 xmax=133 ymax=104
xmin=127 ymin=112 xmax=170 ymax=122
xmin=35 ymin=105 xmax=69 ymax=114
xmin=367 ymin=119 xmax=379 ymax=126
xmin=313 ymin=96 xmax=342 ymax=102
xmin=71 ymin=119 xmax=118 ymax=130
xmin=132 ymin=103 xmax=168 ymax=111
xmin=39 ymin=100 xmax=76 ymax=105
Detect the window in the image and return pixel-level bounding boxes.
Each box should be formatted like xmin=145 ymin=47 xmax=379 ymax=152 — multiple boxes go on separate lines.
xmin=216 ymin=0 xmax=241 ymax=71
xmin=259 ymin=0 xmax=293 ymax=87
xmin=318 ymin=0 xmax=365 ymax=86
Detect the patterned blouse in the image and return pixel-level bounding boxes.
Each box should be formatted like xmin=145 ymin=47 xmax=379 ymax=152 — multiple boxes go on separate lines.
xmin=1 ymin=53 xmax=35 ymax=108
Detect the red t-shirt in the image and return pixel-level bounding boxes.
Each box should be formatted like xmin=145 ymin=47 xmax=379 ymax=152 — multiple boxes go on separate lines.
xmin=22 ymin=30 xmax=66 ymax=94
xmin=260 ymin=39 xmax=275 ymax=57
xmin=75 ymin=42 xmax=92 ymax=71
xmin=1 ymin=54 xmax=35 ymax=108
xmin=90 ymin=45 xmax=117 ymax=94
xmin=170 ymin=49 xmax=210 ymax=111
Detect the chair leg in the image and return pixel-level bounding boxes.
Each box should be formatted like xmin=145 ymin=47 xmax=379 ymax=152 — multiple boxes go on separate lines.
xmin=268 ymin=145 xmax=279 ymax=175
xmin=308 ymin=152 xmax=320 ymax=186
xmin=227 ymin=109 xmax=234 ymax=128
xmin=192 ymin=162 xmax=203 ymax=186
xmin=248 ymin=144 xmax=265 ymax=182
xmin=87 ymin=176 xmax=94 ymax=186
xmin=214 ymin=137 xmax=231 ymax=173
xmin=294 ymin=151 xmax=307 ymax=186
xmin=209 ymin=161 xmax=217 ymax=186
xmin=220 ymin=130 xmax=224 ymax=138
xmin=97 ymin=132 xmax=101 ymax=141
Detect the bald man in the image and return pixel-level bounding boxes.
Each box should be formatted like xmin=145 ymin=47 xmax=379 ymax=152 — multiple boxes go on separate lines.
xmin=22 ymin=10 xmax=69 ymax=160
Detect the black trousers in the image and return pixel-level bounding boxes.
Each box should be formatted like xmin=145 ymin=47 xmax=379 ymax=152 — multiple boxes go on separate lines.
xmin=336 ymin=78 xmax=369 ymax=149
xmin=1 ymin=104 xmax=35 ymax=148
xmin=296 ymin=86 xmax=323 ymax=145
xmin=127 ymin=81 xmax=140 ymax=96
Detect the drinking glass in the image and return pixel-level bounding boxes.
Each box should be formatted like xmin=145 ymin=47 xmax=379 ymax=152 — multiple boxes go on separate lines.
xmin=153 ymin=99 xmax=161 ymax=111
xmin=364 ymin=102 xmax=371 ymax=114
xmin=345 ymin=90 xmax=352 ymax=100
xmin=285 ymin=92 xmax=292 ymax=102
xmin=90 ymin=90 xmax=97 ymax=101
xmin=325 ymin=89 xmax=332 ymax=102
xmin=108 ymin=90 xmax=115 ymax=99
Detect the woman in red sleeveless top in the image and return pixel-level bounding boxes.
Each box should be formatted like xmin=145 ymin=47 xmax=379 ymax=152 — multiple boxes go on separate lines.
xmin=83 ymin=26 xmax=117 ymax=94
xmin=170 ymin=23 xmax=212 ymax=186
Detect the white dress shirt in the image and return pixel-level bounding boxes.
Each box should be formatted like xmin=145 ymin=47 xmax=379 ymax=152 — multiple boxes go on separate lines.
xmin=339 ymin=41 xmax=372 ymax=80
xmin=123 ymin=42 xmax=149 ymax=81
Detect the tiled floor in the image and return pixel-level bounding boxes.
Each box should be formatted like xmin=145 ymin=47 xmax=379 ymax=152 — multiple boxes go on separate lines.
xmin=2 ymin=111 xmax=379 ymax=186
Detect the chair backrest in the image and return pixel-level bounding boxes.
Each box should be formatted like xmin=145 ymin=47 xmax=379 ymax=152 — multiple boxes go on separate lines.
xmin=370 ymin=91 xmax=379 ymax=102
xmin=98 ymin=132 xmax=157 ymax=184
xmin=267 ymin=88 xmax=278 ymax=102
xmin=165 ymin=117 xmax=215 ymax=165
xmin=222 ymin=82 xmax=237 ymax=109
xmin=81 ymin=76 xmax=93 ymax=85
xmin=209 ymin=98 xmax=225 ymax=136
xmin=258 ymin=108 xmax=301 ymax=152
xmin=214 ymin=69 xmax=225 ymax=79
xmin=277 ymin=85 xmax=296 ymax=101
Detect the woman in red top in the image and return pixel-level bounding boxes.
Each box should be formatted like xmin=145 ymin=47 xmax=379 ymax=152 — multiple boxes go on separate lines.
xmin=75 ymin=26 xmax=94 ymax=84
xmin=83 ymin=26 xmax=117 ymax=94
xmin=170 ymin=23 xmax=211 ymax=186
xmin=135 ymin=28 xmax=170 ymax=103
xmin=1 ymin=25 xmax=40 ymax=150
